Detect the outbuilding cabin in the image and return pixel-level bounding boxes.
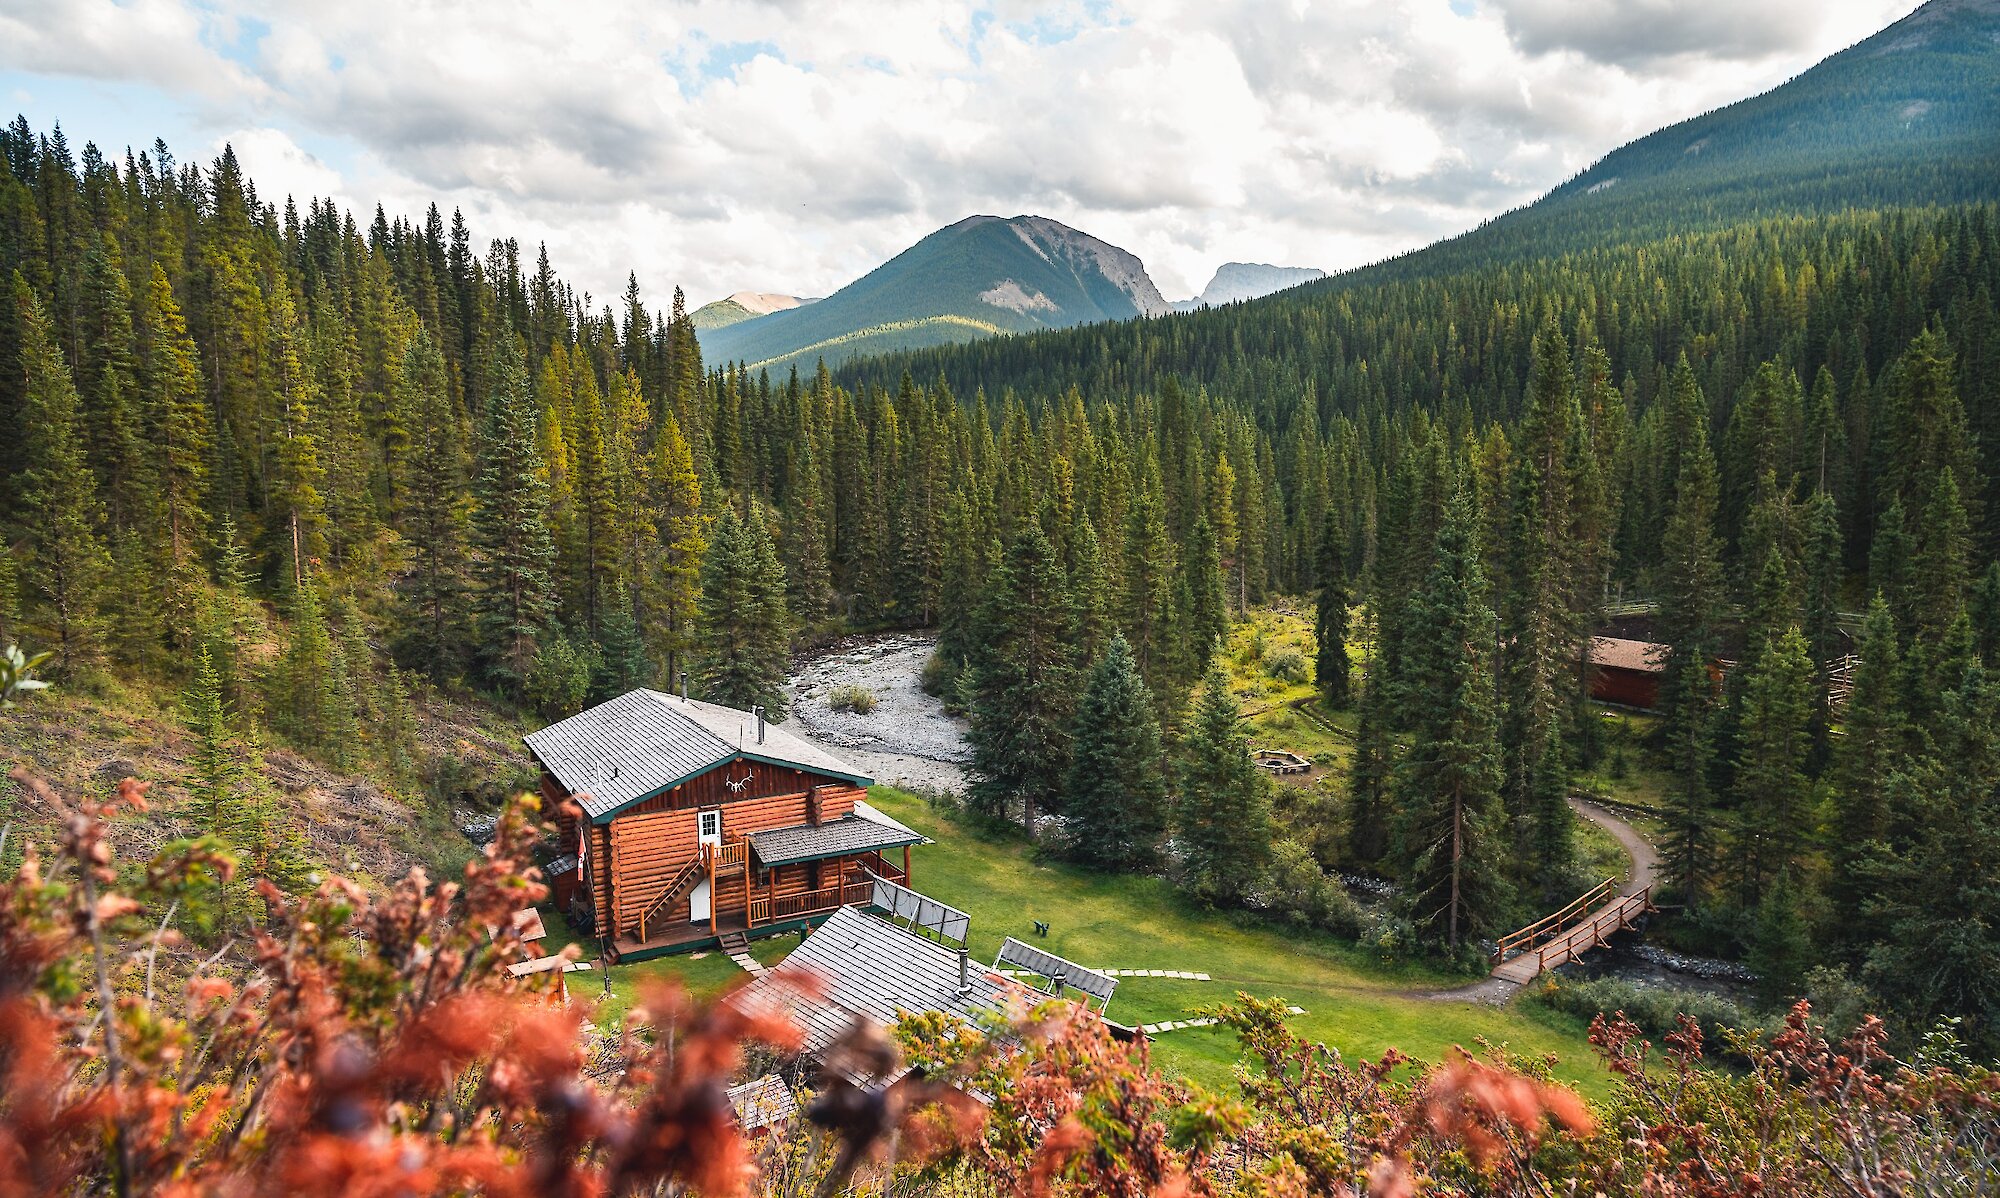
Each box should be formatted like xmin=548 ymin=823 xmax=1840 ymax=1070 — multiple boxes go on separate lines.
xmin=525 ymin=689 xmax=926 ymax=962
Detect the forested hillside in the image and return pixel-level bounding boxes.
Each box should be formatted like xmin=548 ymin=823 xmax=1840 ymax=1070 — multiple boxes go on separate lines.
xmin=5 ymin=50 xmax=2000 ymax=1054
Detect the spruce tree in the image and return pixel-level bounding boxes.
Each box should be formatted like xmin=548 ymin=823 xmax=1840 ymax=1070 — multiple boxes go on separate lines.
xmin=1176 ymin=662 xmax=1270 ymax=905
xmin=1389 ymin=491 xmax=1511 ymax=950
xmin=1063 ymin=635 xmax=1167 ymax=871
xmin=1910 ymin=468 xmax=1971 ymax=643
xmin=1728 ymin=626 xmax=1816 ymax=910
xmin=1346 ymin=653 xmax=1393 ymax=867
xmin=1067 ymin=518 xmax=1113 ymax=663
xmin=1828 ymin=595 xmax=1904 ymax=948
xmin=1184 ymin=513 xmax=1228 ymax=666
xmin=1656 ymin=360 xmax=1725 ymax=911
xmin=967 ymin=523 xmax=1077 ymax=835
xmin=470 ymin=339 xmax=558 ymax=696
xmin=694 ymin=506 xmax=792 ymax=716
xmin=1313 ymin=512 xmax=1351 ymax=709
xmin=140 ymin=262 xmax=209 ymax=584
xmin=12 ymin=272 xmax=108 ymax=674
xmin=591 ymin=580 xmax=650 ymax=701
xmin=649 ymin=410 xmax=705 ymax=685
xmin=394 ymin=329 xmax=470 ymax=678
xmin=184 ymin=645 xmax=245 ymax=825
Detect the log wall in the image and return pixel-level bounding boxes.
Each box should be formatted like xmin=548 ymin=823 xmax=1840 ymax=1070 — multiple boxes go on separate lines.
xmin=536 ymin=755 xmax=872 ymax=939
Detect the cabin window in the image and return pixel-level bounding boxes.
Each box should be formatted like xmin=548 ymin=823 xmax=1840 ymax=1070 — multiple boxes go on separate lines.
xmin=807 ymin=860 xmax=822 ymax=890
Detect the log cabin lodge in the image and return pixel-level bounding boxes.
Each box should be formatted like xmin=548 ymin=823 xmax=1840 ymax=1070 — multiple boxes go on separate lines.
xmin=526 ymin=688 xmax=926 ymax=962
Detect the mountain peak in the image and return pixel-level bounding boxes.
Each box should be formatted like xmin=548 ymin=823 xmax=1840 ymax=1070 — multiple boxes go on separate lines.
xmin=696 ymin=213 xmax=1169 ymax=371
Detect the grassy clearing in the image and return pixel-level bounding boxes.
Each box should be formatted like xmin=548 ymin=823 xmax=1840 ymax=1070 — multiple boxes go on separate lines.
xmin=542 ymin=910 xmax=808 ymax=1023
xmin=565 ymin=786 xmax=1612 ymax=1096
xmin=865 ymin=788 xmax=1612 ymax=1097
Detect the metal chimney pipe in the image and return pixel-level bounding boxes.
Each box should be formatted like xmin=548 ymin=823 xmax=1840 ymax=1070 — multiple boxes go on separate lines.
xmin=957 ymin=945 xmax=971 ymax=994
xmin=679 ymin=671 xmax=688 ymax=701
xmin=754 ymin=705 xmax=765 ymax=743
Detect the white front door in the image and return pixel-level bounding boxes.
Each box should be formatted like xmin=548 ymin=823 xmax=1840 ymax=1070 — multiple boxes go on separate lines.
xmin=698 ymin=809 xmax=722 ymax=846
xmin=689 ymin=878 xmax=711 ymax=922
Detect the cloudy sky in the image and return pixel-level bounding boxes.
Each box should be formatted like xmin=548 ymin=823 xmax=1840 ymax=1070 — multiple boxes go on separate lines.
xmin=1 ymin=0 xmax=1922 ymax=306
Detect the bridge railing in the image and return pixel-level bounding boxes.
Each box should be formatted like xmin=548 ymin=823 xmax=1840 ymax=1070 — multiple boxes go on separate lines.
xmin=1491 ymin=877 xmax=1618 ymax=965
xmin=1511 ymin=884 xmax=1655 ymax=975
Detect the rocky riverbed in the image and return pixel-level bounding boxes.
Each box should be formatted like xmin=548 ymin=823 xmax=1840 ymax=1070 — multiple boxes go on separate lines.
xmin=784 ymin=633 xmax=970 ymax=794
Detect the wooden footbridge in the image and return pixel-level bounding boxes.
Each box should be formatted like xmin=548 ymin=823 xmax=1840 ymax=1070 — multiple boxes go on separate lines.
xmin=1489 ymin=876 xmax=1655 ymax=984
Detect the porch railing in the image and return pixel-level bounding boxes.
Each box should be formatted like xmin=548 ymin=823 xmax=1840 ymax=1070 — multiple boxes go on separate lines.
xmin=749 ymin=880 xmax=877 ymax=927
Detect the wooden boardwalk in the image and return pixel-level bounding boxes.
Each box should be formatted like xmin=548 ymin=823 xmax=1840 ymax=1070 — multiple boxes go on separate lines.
xmin=1488 ymin=880 xmax=1654 ymax=984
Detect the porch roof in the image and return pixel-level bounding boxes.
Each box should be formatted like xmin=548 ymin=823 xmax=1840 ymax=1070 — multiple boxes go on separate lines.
xmin=747 ymin=800 xmax=927 ymax=866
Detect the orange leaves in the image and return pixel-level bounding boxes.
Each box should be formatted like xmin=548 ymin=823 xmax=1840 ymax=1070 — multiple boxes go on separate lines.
xmin=1422 ymin=1052 xmax=1594 ymax=1171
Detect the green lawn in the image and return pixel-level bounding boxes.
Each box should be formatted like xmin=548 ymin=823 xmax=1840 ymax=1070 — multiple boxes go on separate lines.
xmin=553 ymin=786 xmax=1613 ymax=1096
xmin=542 ymin=910 xmax=802 ymax=1023
xmin=864 ymin=788 xmax=1613 ymax=1098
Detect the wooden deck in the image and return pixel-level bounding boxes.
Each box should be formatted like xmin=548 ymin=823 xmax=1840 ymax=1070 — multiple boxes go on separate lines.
xmin=1489 ymin=882 xmax=1653 ymax=984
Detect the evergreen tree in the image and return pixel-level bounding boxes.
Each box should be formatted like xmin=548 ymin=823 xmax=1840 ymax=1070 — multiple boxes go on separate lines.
xmin=694 ymin=506 xmax=791 ymax=716
xmin=1184 ymin=514 xmax=1228 ymax=666
xmin=1728 ymin=626 xmax=1816 ymax=910
xmin=1067 ymin=518 xmax=1113 ymax=663
xmin=393 ymin=329 xmax=470 ymax=678
xmin=649 ymin=411 xmax=705 ymax=685
xmin=1656 ymin=360 xmax=1725 ymax=910
xmin=1911 ymin=468 xmax=1972 ymax=643
xmin=1800 ymin=488 xmax=1843 ymax=773
xmin=183 ymin=645 xmax=245 ymax=824
xmin=1176 ymin=662 xmax=1270 ymax=905
xmin=1313 ymin=512 xmax=1351 ymax=709
xmin=1865 ymin=667 xmax=2000 ymax=1043
xmin=1828 ymin=595 xmax=1904 ymax=948
xmin=967 ymin=523 xmax=1077 ymax=836
xmin=1062 ymin=635 xmax=1167 ymax=872
xmin=1389 ymin=491 xmax=1511 ymax=950
xmin=470 ymin=340 xmax=558 ymax=695
xmin=12 ymin=273 xmax=108 ymax=673
xmin=591 ymin=580 xmax=650 ymax=701
xmin=140 ymin=263 xmax=209 ymax=575
xmin=1346 ymin=666 xmax=1392 ymax=867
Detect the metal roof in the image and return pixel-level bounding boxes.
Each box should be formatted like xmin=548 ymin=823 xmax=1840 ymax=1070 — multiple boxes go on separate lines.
xmin=747 ymin=801 xmax=929 ymax=866
xmin=731 ymin=906 xmax=1019 ymax=1061
xmin=523 ymin=689 xmax=873 ymax=821
xmin=724 ymin=1074 xmax=798 ymax=1131
xmin=1587 ymin=636 xmax=1668 ymax=674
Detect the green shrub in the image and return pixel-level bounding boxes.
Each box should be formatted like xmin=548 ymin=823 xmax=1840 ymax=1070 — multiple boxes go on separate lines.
xmin=1263 ymin=647 xmax=1309 ymax=684
xmin=920 ymin=650 xmax=959 ymax=697
xmin=828 ymin=684 xmax=878 ymax=714
xmin=1256 ymin=839 xmax=1366 ymax=939
xmin=1531 ymin=974 xmax=1750 ymax=1052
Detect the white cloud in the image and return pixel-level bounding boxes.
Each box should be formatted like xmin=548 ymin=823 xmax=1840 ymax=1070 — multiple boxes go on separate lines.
xmin=0 ymin=0 xmax=1925 ymax=303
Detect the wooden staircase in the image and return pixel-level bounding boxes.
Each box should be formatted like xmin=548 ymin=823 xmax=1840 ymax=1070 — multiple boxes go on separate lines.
xmin=719 ymin=931 xmax=750 ymax=955
xmin=637 ymin=856 xmax=708 ymax=941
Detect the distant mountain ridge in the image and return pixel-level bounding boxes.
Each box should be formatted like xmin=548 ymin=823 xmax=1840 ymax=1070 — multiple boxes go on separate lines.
xmin=836 ymin=0 xmax=2000 ymax=396
xmin=1173 ymin=262 xmax=1326 ymax=310
xmin=689 ymin=291 xmax=816 ymax=331
xmin=696 ymin=214 xmax=1170 ymax=373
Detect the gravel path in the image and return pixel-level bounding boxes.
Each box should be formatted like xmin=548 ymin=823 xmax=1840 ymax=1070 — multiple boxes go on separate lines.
xmin=784 ymin=633 xmax=970 ymax=794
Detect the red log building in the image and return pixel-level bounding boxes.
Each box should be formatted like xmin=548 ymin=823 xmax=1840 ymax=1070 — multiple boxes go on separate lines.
xmin=526 ymin=689 xmax=924 ymax=962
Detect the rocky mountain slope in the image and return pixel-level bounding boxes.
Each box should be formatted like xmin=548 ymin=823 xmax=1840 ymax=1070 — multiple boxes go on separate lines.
xmin=689 ymin=291 xmax=816 ymax=331
xmin=1173 ymin=262 xmax=1326 ymax=310
xmin=697 ymin=214 xmax=1170 ymax=372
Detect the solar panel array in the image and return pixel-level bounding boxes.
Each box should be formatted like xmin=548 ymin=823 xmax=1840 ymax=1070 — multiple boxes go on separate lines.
xmin=868 ymin=873 xmax=971 ymax=945
xmin=995 ymin=937 xmax=1118 ymax=1006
